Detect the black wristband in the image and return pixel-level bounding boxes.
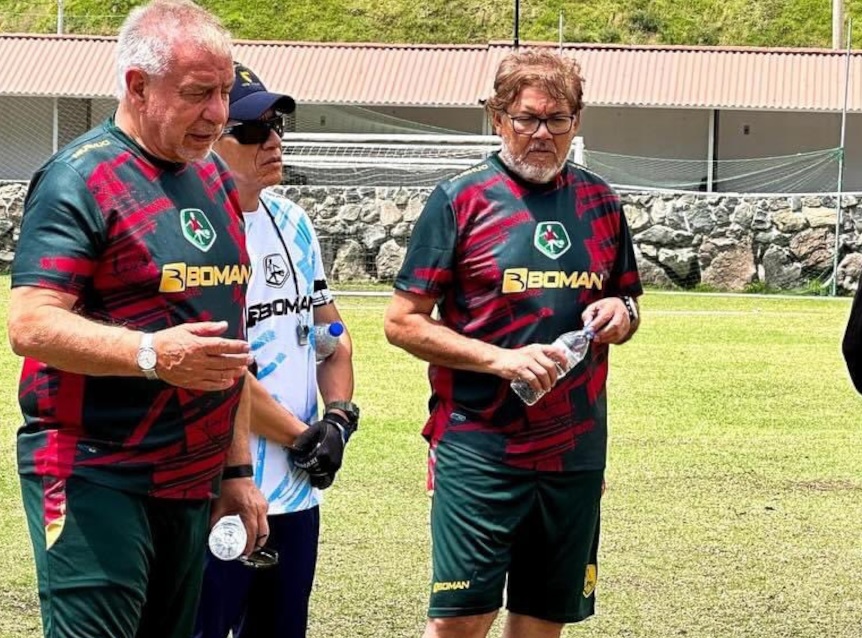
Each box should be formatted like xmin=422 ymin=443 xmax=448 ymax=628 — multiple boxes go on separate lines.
xmin=222 ymin=464 xmax=254 ymax=480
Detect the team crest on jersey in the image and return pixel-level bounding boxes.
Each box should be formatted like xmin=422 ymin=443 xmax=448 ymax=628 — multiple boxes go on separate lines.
xmin=534 ymin=222 xmax=571 ymax=259
xmin=583 ymin=564 xmax=597 ymax=597
xmin=180 ymin=208 xmax=217 ymax=252
xmin=264 ymin=253 xmax=288 ymax=288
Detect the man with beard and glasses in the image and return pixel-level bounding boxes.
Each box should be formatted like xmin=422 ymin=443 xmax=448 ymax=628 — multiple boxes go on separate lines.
xmin=193 ymin=61 xmax=357 ymax=638
xmin=384 ymin=48 xmax=643 ymax=638
xmin=7 ymin=2 xmax=268 ymax=637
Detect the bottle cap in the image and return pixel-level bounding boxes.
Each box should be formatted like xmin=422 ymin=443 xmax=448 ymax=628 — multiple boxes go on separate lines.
xmin=328 ymin=322 xmax=345 ymax=337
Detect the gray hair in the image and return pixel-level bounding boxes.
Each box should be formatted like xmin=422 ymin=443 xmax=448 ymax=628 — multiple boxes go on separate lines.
xmin=485 ymin=49 xmax=585 ymax=120
xmin=115 ymin=0 xmax=231 ymax=99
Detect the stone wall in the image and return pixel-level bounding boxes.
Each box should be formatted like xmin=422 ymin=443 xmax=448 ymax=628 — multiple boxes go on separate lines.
xmin=0 ymin=182 xmax=23 ymax=268
xmin=619 ymin=191 xmax=862 ymax=293
xmin=3 ymin=179 xmax=861 ymax=293
xmin=274 ymin=185 xmax=862 ymax=294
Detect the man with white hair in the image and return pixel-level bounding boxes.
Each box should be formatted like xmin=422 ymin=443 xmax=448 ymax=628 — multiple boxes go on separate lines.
xmin=7 ymin=2 xmax=266 ymax=637
xmin=385 ymin=49 xmax=642 ymax=638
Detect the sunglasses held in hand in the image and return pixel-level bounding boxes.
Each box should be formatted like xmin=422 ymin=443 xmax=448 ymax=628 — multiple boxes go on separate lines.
xmin=238 ymin=546 xmax=279 ymax=569
xmin=223 ymin=115 xmax=285 ymax=145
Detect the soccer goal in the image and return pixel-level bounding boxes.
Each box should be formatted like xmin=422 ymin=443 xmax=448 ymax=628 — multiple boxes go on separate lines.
xmin=280 ymin=133 xmax=586 ymax=187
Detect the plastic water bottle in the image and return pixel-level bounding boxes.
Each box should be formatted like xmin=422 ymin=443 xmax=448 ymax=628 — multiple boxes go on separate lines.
xmin=208 ymin=515 xmax=247 ymax=561
xmin=510 ymin=326 xmax=595 ymax=406
xmin=315 ymin=321 xmax=344 ymax=363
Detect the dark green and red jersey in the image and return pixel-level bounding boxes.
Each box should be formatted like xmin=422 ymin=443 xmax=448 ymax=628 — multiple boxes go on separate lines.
xmin=395 ymin=153 xmax=642 ymax=472
xmin=11 ymin=118 xmax=250 ymax=499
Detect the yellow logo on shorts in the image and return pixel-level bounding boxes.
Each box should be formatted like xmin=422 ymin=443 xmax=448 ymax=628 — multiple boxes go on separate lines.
xmin=432 ymin=579 xmax=471 ymax=594
xmin=45 ymin=515 xmax=66 ymax=551
xmin=583 ymin=564 xmax=597 ymax=597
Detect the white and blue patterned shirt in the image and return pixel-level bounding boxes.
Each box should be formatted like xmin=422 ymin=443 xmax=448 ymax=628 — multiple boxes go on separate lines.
xmin=244 ymin=189 xmax=333 ymax=514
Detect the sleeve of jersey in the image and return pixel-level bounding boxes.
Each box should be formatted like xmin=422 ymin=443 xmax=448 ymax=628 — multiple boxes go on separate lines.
xmin=11 ymin=162 xmax=105 ymax=296
xmin=393 ymin=185 xmax=456 ymax=298
xmin=309 ymin=225 xmax=333 ymax=307
xmin=607 ymin=198 xmax=644 ymax=298
xmin=843 ymin=285 xmax=862 ymax=394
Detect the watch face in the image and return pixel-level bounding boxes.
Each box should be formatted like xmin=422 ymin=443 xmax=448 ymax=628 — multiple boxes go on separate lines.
xmin=137 ymin=348 xmax=157 ymax=371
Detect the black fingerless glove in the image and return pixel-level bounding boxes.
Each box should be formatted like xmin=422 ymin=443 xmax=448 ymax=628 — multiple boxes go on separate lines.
xmin=322 ymin=411 xmax=357 ymax=444
xmin=290 ymin=414 xmax=347 ymax=489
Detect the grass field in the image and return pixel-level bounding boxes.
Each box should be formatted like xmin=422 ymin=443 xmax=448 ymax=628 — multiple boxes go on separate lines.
xmin=1 ymin=285 xmax=862 ymax=638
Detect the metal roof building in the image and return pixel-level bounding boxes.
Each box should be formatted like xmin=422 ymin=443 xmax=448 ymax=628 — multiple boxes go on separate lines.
xmin=1 ymin=34 xmax=859 ymax=111
xmin=0 ymin=34 xmax=859 ymax=190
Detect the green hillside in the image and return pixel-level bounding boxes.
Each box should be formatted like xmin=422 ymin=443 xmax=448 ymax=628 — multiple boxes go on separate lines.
xmin=0 ymin=0 xmax=860 ymax=48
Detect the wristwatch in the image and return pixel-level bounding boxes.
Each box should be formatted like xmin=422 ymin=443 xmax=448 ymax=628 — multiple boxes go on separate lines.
xmin=325 ymin=400 xmax=360 ymax=425
xmin=620 ymin=296 xmax=639 ymax=323
xmin=136 ymin=332 xmax=159 ymax=380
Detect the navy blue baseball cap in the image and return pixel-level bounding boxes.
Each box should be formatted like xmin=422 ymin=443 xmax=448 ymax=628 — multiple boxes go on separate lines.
xmin=229 ymin=61 xmax=296 ymax=121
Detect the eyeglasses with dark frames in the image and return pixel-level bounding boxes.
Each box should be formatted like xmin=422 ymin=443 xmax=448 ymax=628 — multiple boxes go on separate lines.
xmin=222 ymin=115 xmax=285 ymax=145
xmin=506 ymin=114 xmax=577 ymax=136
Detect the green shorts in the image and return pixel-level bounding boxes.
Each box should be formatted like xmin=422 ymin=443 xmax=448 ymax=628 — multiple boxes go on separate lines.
xmin=20 ymin=474 xmax=210 ymax=638
xmin=428 ymin=439 xmax=603 ymax=623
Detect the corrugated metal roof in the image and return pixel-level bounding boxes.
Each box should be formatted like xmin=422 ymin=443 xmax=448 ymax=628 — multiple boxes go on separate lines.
xmin=546 ymin=42 xmax=862 ymax=111
xmin=234 ymin=41 xmax=494 ymax=106
xmin=0 ymin=34 xmax=860 ymax=111
xmin=0 ymin=34 xmax=117 ymax=98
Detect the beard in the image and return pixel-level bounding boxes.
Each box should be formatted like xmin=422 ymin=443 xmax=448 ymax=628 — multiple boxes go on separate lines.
xmin=176 ymin=144 xmax=213 ymax=163
xmin=498 ymin=141 xmax=566 ymax=184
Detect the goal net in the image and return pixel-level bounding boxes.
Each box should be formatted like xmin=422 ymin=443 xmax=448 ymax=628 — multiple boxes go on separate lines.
xmin=580 ymin=148 xmax=841 ymax=194
xmin=282 ymin=133 xmax=499 ymax=187
xmin=281 ymin=133 xmax=587 ymax=187
xmin=281 ymin=133 xmax=840 ymax=194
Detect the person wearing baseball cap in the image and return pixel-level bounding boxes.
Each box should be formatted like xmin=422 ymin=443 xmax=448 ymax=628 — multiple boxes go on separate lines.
xmin=229 ymin=61 xmax=296 ymax=121
xmin=193 ymin=62 xmax=357 ymax=638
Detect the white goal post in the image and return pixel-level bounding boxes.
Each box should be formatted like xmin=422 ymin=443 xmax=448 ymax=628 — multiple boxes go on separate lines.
xmin=279 ymin=133 xmax=586 ymax=187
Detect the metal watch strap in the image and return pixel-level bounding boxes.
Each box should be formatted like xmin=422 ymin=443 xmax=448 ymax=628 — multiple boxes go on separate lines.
xmin=620 ymin=296 xmax=638 ymax=323
xmin=137 ymin=332 xmax=159 ymax=381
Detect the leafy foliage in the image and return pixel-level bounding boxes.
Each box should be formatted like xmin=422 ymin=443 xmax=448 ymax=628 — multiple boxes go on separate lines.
xmin=0 ymin=0 xmax=857 ymax=48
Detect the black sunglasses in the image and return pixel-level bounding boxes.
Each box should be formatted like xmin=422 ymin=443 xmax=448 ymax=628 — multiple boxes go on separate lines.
xmin=223 ymin=115 xmax=285 ymax=145
xmin=238 ymin=546 xmax=279 ymax=569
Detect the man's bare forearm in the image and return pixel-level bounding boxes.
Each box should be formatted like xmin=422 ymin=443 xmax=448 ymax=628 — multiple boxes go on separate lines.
xmin=317 ymin=333 xmax=354 ymax=405
xmin=9 ymin=288 xmax=141 ymax=376
xmin=226 ymin=378 xmax=253 ymax=466
xmin=385 ymin=311 xmax=501 ymax=374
